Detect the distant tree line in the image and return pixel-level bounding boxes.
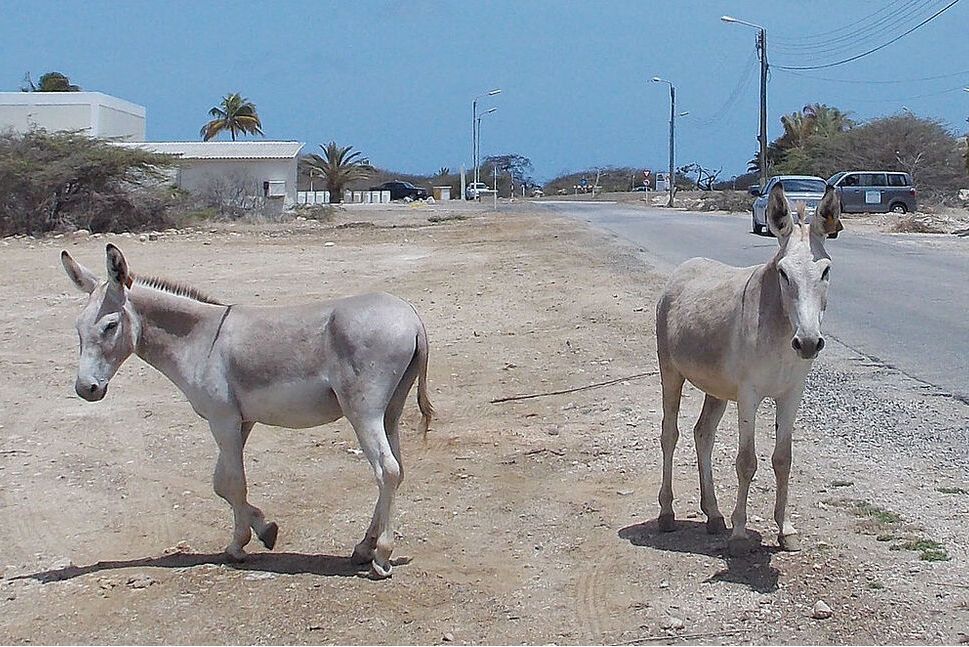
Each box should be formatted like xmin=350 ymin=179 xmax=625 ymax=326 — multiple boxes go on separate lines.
xmin=746 ymin=104 xmax=966 ymax=198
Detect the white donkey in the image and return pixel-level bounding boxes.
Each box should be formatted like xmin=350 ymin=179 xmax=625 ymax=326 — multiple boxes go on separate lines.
xmin=655 ymin=183 xmax=842 ymax=555
xmin=61 ymin=244 xmax=433 ymax=578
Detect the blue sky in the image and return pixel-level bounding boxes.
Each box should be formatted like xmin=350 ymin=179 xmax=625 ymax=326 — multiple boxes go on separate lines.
xmin=2 ymin=0 xmax=967 ymax=180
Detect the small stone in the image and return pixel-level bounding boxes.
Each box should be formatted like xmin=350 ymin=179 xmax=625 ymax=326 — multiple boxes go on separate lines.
xmin=660 ymin=616 xmax=685 ymax=631
xmin=658 ymin=579 xmax=670 ymax=589
xmin=127 ymin=575 xmax=156 ymax=589
xmin=324 ymin=241 xmax=336 ymax=247
xmin=244 ymin=572 xmax=277 ymax=581
xmin=812 ymin=600 xmax=833 ymax=619
xmin=139 ymin=234 xmax=147 ymax=242
xmin=443 ymin=632 xmax=455 ymax=642
xmin=148 ymin=233 xmax=158 ymax=241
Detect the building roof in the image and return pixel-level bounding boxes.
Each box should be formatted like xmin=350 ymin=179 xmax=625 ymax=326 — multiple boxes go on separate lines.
xmin=116 ymin=141 xmax=304 ymax=160
xmin=0 ymin=91 xmax=145 ymax=117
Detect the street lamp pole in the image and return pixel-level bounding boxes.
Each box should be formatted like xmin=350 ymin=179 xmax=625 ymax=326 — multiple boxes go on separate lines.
xmin=722 ymin=15 xmax=769 ymax=189
xmin=476 ymin=108 xmax=497 ymax=198
xmin=471 ymin=89 xmax=501 ymax=197
xmin=650 ymin=77 xmax=676 ymax=207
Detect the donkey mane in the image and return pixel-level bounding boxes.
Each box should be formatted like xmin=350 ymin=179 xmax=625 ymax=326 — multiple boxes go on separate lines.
xmin=133 ymin=274 xmax=224 ymax=306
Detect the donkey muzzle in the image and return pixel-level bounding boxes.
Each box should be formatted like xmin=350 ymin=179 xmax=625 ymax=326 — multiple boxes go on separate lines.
xmin=76 ymin=378 xmax=107 ymax=402
xmin=791 ymin=336 xmax=824 ymax=360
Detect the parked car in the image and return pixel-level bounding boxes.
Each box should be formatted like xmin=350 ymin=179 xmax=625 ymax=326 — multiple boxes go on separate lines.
xmin=370 ymin=180 xmax=429 ymax=201
xmin=465 ymin=181 xmax=493 ymax=200
xmin=749 ymin=175 xmax=828 ymax=235
xmin=827 ymin=171 xmax=916 ymax=214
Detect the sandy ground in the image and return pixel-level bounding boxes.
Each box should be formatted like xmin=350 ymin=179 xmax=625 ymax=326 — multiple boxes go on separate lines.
xmin=1 ymin=202 xmax=967 ymax=645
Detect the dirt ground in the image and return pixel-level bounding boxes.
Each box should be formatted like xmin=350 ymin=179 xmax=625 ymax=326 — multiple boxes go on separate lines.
xmin=1 ymin=202 xmax=967 ymax=645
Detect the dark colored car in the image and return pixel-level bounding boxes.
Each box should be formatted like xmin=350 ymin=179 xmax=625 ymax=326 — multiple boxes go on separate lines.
xmin=827 ymin=171 xmax=916 ymax=214
xmin=370 ymin=180 xmax=430 ymax=201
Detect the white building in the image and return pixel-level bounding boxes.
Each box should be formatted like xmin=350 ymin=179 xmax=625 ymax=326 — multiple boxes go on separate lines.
xmin=117 ymin=141 xmax=305 ymax=207
xmin=0 ymin=91 xmax=145 ymax=140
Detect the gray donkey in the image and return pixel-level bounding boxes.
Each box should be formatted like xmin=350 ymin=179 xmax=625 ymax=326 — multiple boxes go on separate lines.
xmin=655 ymin=183 xmax=842 ymax=555
xmin=62 ymin=244 xmax=433 ymax=578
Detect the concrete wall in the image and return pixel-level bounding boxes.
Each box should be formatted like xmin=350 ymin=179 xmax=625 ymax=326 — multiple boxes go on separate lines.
xmin=0 ymin=92 xmax=145 ymax=141
xmin=96 ymin=104 xmax=146 ymax=141
xmin=178 ymin=157 xmax=299 ymax=206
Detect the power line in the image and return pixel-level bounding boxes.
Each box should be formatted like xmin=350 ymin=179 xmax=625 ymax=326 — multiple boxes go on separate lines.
xmin=773 ymin=0 xmax=962 ymax=70
xmin=773 ymin=0 xmax=944 ymax=64
xmin=770 ymin=0 xmax=911 ymax=48
xmin=844 ymin=83 xmax=969 ymax=103
xmin=772 ymin=0 xmax=941 ymax=54
xmin=689 ymin=49 xmax=758 ymax=130
xmin=775 ymin=0 xmax=949 ymax=62
xmin=775 ymin=67 xmax=969 ymax=85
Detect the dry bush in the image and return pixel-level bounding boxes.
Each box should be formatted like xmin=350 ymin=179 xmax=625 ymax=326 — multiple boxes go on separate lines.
xmin=0 ymin=129 xmax=176 ymax=235
xmin=891 ymin=215 xmax=947 ymax=234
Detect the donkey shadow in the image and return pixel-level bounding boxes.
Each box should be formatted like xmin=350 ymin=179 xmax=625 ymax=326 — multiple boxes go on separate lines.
xmin=619 ymin=518 xmax=780 ymax=593
xmin=9 ymin=551 xmax=412 ymax=585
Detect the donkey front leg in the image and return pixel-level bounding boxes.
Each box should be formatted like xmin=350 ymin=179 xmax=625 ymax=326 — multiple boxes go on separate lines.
xmin=348 ymin=415 xmax=402 ymax=579
xmin=773 ymin=388 xmax=804 ymax=551
xmin=210 ymin=419 xmax=277 ymax=561
xmin=729 ymin=393 xmax=760 ymax=556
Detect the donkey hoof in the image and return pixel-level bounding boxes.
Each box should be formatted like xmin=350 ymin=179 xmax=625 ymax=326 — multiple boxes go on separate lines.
xmin=728 ymin=536 xmax=753 ymax=557
xmin=369 ymin=560 xmax=393 ymax=580
xmin=778 ymin=533 xmax=802 ymax=552
xmin=224 ymin=548 xmax=247 ymax=564
xmin=706 ymin=516 xmax=728 ymax=535
xmin=258 ymin=522 xmax=279 ymax=550
xmin=658 ymin=514 xmax=676 ymax=533
xmin=350 ymin=543 xmax=375 ymax=566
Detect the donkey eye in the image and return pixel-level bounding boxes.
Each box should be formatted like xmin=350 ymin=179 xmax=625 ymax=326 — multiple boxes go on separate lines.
xmin=103 ymin=321 xmax=118 ymax=333
xmin=821 ymin=266 xmax=831 ymax=281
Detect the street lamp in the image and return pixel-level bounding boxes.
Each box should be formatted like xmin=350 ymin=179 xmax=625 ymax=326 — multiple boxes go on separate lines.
xmin=722 ymin=15 xmax=769 ymax=190
xmin=471 ymin=89 xmax=501 ymax=197
xmin=476 ymin=108 xmax=498 ymax=198
xmin=650 ymin=77 xmax=677 ymax=207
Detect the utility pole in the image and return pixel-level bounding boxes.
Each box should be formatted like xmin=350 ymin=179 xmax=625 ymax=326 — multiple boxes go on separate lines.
xmin=757 ymin=28 xmax=768 ymax=190
xmin=722 ymin=15 xmax=769 ymax=189
xmin=471 ymin=89 xmax=501 ymax=198
xmin=668 ymin=84 xmax=676 ymax=207
xmin=650 ymin=77 xmax=677 ymax=207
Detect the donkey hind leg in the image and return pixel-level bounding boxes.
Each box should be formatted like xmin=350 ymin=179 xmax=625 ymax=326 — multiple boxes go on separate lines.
xmin=694 ymin=394 xmax=728 ymax=534
xmin=211 ymin=419 xmax=276 ymax=561
xmin=729 ymin=393 xmax=760 ymax=556
xmin=348 ymin=412 xmax=402 ymax=579
xmin=773 ymin=388 xmax=804 ymax=551
xmin=657 ymin=364 xmax=686 ymax=532
xmin=349 ymin=361 xmax=414 ymax=574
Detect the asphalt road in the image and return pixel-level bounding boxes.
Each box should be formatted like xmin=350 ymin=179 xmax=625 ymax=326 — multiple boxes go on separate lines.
xmin=538 ymin=201 xmax=969 ymax=404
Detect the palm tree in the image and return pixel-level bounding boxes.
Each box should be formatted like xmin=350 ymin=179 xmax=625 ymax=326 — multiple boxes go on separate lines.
xmin=302 ymin=142 xmax=373 ymax=203
xmin=803 ymin=103 xmax=853 ymax=137
xmin=200 ymin=93 xmax=264 ymax=141
xmin=437 ymin=166 xmax=450 ymax=177
xmin=22 ymin=71 xmax=80 ymax=92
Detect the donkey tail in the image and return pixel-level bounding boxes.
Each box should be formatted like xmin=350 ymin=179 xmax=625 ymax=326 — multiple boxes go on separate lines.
xmin=415 ymin=317 xmax=434 ymax=438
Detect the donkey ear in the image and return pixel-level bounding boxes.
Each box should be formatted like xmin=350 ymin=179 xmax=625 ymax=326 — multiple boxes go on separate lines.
xmin=105 ymin=244 xmax=132 ymax=289
xmin=766 ymin=183 xmax=793 ymax=238
xmin=812 ymin=185 xmax=844 ymax=239
xmin=61 ymin=251 xmax=99 ymax=294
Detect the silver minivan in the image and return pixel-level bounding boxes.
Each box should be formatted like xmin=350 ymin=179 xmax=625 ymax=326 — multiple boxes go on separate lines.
xmin=827 ymin=171 xmax=917 ymax=214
